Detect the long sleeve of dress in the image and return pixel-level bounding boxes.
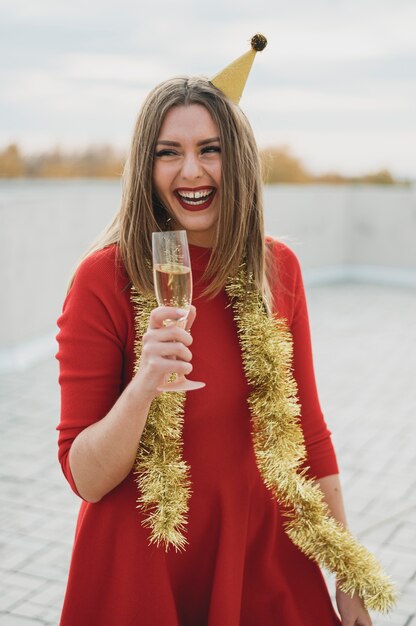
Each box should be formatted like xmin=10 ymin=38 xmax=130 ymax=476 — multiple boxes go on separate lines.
xmin=56 ymin=246 xmax=134 ymax=495
xmin=269 ymin=239 xmax=339 ymax=479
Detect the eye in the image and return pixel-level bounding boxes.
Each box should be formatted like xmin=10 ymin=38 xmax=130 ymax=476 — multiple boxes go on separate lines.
xmin=154 ymin=149 xmax=178 ymax=158
xmin=201 ymin=145 xmax=221 ymax=155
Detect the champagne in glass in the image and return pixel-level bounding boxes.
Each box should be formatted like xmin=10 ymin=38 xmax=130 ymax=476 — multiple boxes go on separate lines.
xmin=154 ymin=263 xmax=192 ymax=316
xmin=152 ymin=230 xmax=205 ymax=392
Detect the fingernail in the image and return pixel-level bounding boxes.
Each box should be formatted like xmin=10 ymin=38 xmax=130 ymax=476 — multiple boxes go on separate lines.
xmin=176 ymin=309 xmax=189 ymax=316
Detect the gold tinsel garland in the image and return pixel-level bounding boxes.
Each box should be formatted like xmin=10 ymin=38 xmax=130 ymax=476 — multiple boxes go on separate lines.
xmin=131 ymin=288 xmax=191 ymax=551
xmin=225 ymin=268 xmax=396 ymax=613
xmin=130 ymin=269 xmax=396 ymax=613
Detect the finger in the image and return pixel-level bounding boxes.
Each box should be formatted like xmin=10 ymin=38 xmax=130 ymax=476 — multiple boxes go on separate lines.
xmin=165 ymin=360 xmax=193 ymax=377
xmin=148 ymin=306 xmax=190 ymax=329
xmin=143 ymin=325 xmax=193 ymax=347
xmin=185 ymin=305 xmax=196 ymax=332
xmin=151 ymin=341 xmax=192 ymax=362
xmin=151 ymin=356 xmax=193 ymax=377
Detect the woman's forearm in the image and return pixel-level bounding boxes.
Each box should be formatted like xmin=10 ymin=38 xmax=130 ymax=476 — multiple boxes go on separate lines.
xmin=68 ymin=379 xmax=153 ymax=503
xmin=318 ymin=474 xmax=374 ymax=623
xmin=315 ymin=475 xmax=348 ymax=589
xmin=315 ymin=473 xmax=348 ymax=528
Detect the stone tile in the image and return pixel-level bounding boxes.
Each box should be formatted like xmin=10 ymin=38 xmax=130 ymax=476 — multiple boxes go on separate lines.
xmin=0 ymin=504 xmax=51 ymax=536
xmin=395 ymin=591 xmax=416 ymax=613
xmin=18 ymin=543 xmax=72 ymax=583
xmin=28 ymin=580 xmax=66 ymax=608
xmin=0 ymin=532 xmax=50 ymax=571
xmin=0 ymin=614 xmax=46 ymax=626
xmin=403 ymin=579 xmax=416 ymax=598
xmin=9 ymin=600 xmax=60 ymax=624
xmin=0 ymin=570 xmax=45 ymax=594
xmin=0 ymin=587 xmax=33 ymax=612
xmin=386 ymin=523 xmax=416 ymax=552
xmin=374 ymin=615 xmax=414 ymax=626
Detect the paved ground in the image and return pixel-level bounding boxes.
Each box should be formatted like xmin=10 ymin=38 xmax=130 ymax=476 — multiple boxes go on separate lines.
xmin=0 ymin=281 xmax=415 ymax=625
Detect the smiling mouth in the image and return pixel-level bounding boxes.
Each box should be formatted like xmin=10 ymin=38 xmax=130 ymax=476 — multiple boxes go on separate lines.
xmin=175 ymin=187 xmax=216 ymax=211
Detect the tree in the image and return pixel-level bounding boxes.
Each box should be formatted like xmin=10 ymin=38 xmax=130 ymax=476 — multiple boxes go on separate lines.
xmin=260 ymin=146 xmax=311 ymax=184
xmin=0 ymin=144 xmax=25 ymax=177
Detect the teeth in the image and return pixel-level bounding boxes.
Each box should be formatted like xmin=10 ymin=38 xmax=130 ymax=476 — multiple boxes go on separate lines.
xmin=177 ymin=189 xmax=213 ymax=200
xmin=182 ymin=197 xmax=209 ymax=206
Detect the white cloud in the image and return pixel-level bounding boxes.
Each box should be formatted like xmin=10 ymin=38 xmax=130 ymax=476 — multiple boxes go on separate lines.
xmin=244 ymin=86 xmax=410 ymax=114
xmin=63 ymin=53 xmax=169 ymax=86
xmin=255 ymin=127 xmax=416 ymax=179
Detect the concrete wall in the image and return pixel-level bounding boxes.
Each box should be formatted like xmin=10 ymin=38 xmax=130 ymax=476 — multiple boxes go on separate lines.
xmin=263 ymin=185 xmax=351 ymax=268
xmin=1 ymin=180 xmax=415 ymax=370
xmin=264 ymin=184 xmax=416 ymax=269
xmin=1 ymin=180 xmax=120 ymax=347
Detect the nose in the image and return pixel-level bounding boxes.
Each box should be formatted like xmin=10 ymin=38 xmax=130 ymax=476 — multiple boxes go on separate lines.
xmin=180 ymin=152 xmax=203 ymax=180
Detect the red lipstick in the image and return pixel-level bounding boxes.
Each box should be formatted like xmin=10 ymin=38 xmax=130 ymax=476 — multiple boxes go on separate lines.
xmin=174 ymin=187 xmax=216 ymax=212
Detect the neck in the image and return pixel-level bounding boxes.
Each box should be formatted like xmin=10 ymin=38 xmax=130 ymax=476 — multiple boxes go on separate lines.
xmin=185 ymin=231 xmax=214 ymax=248
xmin=169 ymin=219 xmax=215 ymax=248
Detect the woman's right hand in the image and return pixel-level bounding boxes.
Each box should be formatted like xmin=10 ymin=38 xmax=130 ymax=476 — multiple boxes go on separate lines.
xmin=133 ymin=305 xmax=196 ymax=398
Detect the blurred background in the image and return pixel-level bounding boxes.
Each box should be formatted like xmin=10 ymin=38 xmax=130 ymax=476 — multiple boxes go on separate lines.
xmin=0 ymin=1 xmax=415 ymax=625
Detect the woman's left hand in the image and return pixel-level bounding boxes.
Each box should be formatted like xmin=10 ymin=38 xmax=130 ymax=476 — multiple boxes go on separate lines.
xmin=336 ymin=586 xmax=372 ymax=626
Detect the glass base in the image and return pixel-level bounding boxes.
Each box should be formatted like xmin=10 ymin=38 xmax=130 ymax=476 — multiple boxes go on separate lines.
xmin=157 ymin=378 xmax=205 ymax=392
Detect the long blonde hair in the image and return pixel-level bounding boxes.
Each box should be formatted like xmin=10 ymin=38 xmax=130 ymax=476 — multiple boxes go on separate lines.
xmin=78 ymin=76 xmax=272 ymax=304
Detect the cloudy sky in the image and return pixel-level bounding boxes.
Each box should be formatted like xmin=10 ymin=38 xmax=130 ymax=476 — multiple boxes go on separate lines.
xmin=1 ymin=0 xmax=415 ymax=178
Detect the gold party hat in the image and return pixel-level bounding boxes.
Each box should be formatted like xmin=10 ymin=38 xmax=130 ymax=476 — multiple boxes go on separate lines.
xmin=211 ymin=34 xmax=267 ymax=104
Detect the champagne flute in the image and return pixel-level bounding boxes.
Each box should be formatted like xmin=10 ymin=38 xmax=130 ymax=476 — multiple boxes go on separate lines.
xmin=152 ymin=230 xmax=205 ymax=392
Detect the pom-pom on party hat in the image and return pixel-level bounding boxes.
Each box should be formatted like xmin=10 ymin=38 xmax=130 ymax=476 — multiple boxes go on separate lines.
xmin=211 ymin=34 xmax=267 ymax=105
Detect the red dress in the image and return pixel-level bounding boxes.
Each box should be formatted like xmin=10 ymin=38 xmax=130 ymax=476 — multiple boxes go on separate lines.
xmin=56 ymin=240 xmax=341 ymax=626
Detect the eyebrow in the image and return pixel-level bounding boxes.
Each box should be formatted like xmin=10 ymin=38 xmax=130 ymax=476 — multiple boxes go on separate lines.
xmin=156 ymin=136 xmax=220 ymax=147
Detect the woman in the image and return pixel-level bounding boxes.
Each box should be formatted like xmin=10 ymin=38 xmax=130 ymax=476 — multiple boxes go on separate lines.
xmin=57 ymin=44 xmax=393 ymax=626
